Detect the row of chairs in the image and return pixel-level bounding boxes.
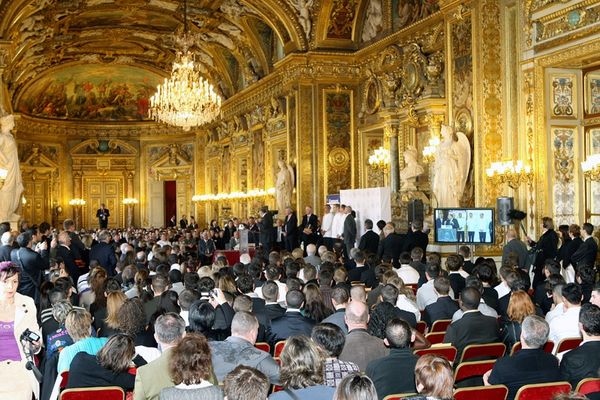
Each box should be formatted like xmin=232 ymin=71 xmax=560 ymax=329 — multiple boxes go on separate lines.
xmin=383 ymin=378 xmax=600 ymax=400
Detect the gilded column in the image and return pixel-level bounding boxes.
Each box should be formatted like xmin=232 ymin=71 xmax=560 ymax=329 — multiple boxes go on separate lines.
xmin=385 ymin=123 xmax=400 ymax=192
xmin=295 ymin=85 xmax=317 ymax=211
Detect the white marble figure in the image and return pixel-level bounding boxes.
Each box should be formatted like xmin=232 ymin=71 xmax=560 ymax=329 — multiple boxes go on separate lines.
xmin=0 ymin=114 xmax=24 ymax=223
xmin=275 ymin=159 xmax=295 ymax=214
xmin=431 ymin=125 xmax=471 ymax=207
xmin=294 ymin=0 xmax=314 ymax=40
xmin=400 ymin=145 xmax=424 ymax=191
xmin=361 ymin=0 xmax=383 ymax=42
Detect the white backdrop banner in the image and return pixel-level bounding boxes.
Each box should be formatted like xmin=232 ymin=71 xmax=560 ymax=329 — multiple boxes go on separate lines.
xmin=340 ymin=187 xmax=392 ymax=242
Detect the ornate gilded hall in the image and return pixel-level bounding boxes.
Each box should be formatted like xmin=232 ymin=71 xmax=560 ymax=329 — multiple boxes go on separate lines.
xmin=0 ymin=0 xmax=599 ymax=251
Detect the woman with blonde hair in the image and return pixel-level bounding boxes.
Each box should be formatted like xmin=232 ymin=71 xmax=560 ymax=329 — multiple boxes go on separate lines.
xmin=502 ymin=290 xmax=536 ymax=349
xmin=405 ymin=354 xmax=454 ymax=400
xmin=387 ymin=275 xmax=420 ymax=322
xmin=99 ymin=291 xmax=127 ymax=337
xmin=269 ymin=335 xmax=335 ymax=400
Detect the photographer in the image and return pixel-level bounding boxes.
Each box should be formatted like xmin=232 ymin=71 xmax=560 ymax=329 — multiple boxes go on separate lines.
xmin=0 ymin=261 xmax=42 ymax=400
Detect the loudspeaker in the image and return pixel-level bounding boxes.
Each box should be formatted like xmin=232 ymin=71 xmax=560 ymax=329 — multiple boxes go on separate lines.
xmin=408 ymin=199 xmax=424 ymax=224
xmin=497 ymin=197 xmax=514 ymax=226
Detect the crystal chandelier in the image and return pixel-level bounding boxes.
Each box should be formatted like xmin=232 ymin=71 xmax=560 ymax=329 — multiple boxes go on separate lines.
xmin=149 ymin=0 xmax=222 ymax=131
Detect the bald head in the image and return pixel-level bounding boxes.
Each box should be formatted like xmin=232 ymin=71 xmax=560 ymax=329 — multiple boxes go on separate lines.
xmin=345 ymin=300 xmax=369 ymax=329
xmin=506 ymin=228 xmax=517 ymax=240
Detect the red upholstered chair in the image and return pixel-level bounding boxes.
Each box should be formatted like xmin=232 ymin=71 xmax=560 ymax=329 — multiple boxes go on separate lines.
xmin=459 ymin=342 xmax=506 ymax=363
xmin=416 ymin=321 xmax=427 ymax=335
xmin=430 ymin=319 xmax=452 ymax=333
xmin=510 ymin=341 xmax=554 ymax=355
xmin=382 ymin=393 xmax=417 ymax=400
xmin=255 ymin=342 xmax=271 ymax=353
xmin=425 ymin=332 xmax=446 ymax=345
xmin=514 ymin=382 xmax=571 ymax=400
xmin=414 ymin=346 xmax=458 ymax=364
xmin=60 ymin=371 xmax=69 ymax=389
xmin=453 ymin=360 xmax=496 ymax=384
xmin=576 ymin=378 xmax=600 ymax=397
xmin=59 ymin=386 xmax=125 ymax=400
xmin=454 ymin=384 xmax=509 ymax=400
xmin=274 ymin=340 xmax=286 ymax=357
xmin=555 ymin=337 xmax=582 ymax=354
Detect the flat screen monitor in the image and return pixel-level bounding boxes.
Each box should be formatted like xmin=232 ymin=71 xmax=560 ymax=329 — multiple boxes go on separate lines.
xmin=433 ymin=208 xmax=495 ymax=244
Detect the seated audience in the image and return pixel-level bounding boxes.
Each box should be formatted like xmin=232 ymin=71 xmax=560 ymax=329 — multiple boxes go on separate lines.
xmin=369 ymin=284 xmax=417 ymax=339
xmin=66 ymin=333 xmax=136 ymax=392
xmin=303 ymin=283 xmax=332 ymax=323
xmin=559 ymin=303 xmax=600 ymax=387
xmin=395 ymin=252 xmax=420 ymax=285
xmin=99 ymin=290 xmax=127 ymax=337
xmin=423 ymin=277 xmax=459 ymax=327
xmin=404 ymin=354 xmax=454 ymax=400
xmin=262 ymin=280 xmax=286 ymax=321
xmin=268 ymin=335 xmax=336 ymax=400
xmin=591 ymin=283 xmax=600 ymax=307
xmin=452 ymin=276 xmax=498 ymax=321
xmin=546 ymin=282 xmax=566 ymax=323
xmin=549 ymin=283 xmax=582 ymax=350
xmin=443 ymin=287 xmax=500 ymax=360
xmin=210 ymin=311 xmax=280 ymax=384
xmin=160 ymin=333 xmax=223 ymax=400
xmin=187 ymin=300 xmax=223 ymax=341
xmin=58 ymin=308 xmax=108 ymax=373
xmin=501 ymin=290 xmax=536 ymax=350
xmin=366 ymin=318 xmax=417 ymax=400
xmin=322 ymin=285 xmax=350 ymax=334
xmin=416 ymin=264 xmax=454 ymax=310
xmin=223 ymin=366 xmax=270 ymax=400
xmin=339 ymin=300 xmax=389 ymax=371
xmin=484 ymin=315 xmax=561 ymax=400
xmin=45 ymin=300 xmax=74 ymax=357
xmin=311 ymin=323 xmax=359 ymax=387
xmin=446 ymin=255 xmax=466 ymax=299
xmin=268 ymin=290 xmax=315 ymax=345
xmin=333 ymin=373 xmax=378 ymax=400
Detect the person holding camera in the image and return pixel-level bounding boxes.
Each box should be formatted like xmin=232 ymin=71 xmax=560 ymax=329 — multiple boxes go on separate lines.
xmin=0 ymin=261 xmax=42 ymax=400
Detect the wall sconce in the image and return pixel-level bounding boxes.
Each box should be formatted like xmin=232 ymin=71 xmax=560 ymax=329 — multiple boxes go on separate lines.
xmin=69 ymin=198 xmax=86 ymax=229
xmin=368 ymin=147 xmax=390 ymax=172
xmin=422 ymin=136 xmax=440 ymax=163
xmin=0 ymin=168 xmax=7 ymax=189
xmin=486 ymin=160 xmax=533 ymax=189
xmin=123 ymin=198 xmax=139 ymax=227
xmin=581 ymin=155 xmax=600 ymax=181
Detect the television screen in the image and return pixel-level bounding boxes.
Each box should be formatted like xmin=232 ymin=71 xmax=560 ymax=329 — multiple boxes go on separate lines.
xmin=433 ymin=208 xmax=495 ymax=244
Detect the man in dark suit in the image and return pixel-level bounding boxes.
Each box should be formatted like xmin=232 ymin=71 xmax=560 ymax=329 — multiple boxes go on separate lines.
xmin=267 ymin=290 xmax=314 ymax=346
xmin=197 ymin=230 xmax=216 ymax=265
xmin=282 ymin=206 xmax=298 ymax=252
xmin=377 ymin=223 xmax=407 ymax=268
xmin=571 ymin=222 xmax=598 ymax=269
xmin=247 ymin=217 xmax=260 ymax=245
xmin=485 ymin=315 xmax=561 ymax=400
xmin=347 ymin=249 xmax=375 ymax=288
xmin=526 ymin=217 xmax=559 ymax=288
xmin=423 ymin=277 xmax=459 ymax=327
xmin=261 ymin=281 xmax=286 ymax=322
xmin=0 ymin=232 xmax=14 ymax=262
xmin=63 ymin=219 xmax=86 ymax=263
xmin=236 ymin=275 xmax=266 ymax=316
xmin=358 ymin=219 xmax=379 ymax=255
xmin=299 ymin=205 xmax=319 ymax=250
xmin=12 ymin=231 xmax=47 ymax=304
xmin=88 ymin=230 xmax=117 ymax=276
xmin=557 ymin=226 xmax=582 ymax=271
xmin=559 ymin=303 xmax=600 ymax=387
xmin=56 ymin=231 xmax=81 ymax=282
xmin=444 ymin=287 xmax=500 ymax=360
xmin=95 ymin=203 xmax=110 ymax=229
xmin=179 ymin=215 xmax=188 ymax=229
xmin=502 ymin=228 xmax=529 ymax=270
xmin=257 ymin=206 xmax=274 ymax=256
xmin=366 ymin=318 xmax=418 ymax=400
xmin=342 ymin=206 xmax=357 ymax=259
xmin=406 ymin=220 xmax=428 ymax=262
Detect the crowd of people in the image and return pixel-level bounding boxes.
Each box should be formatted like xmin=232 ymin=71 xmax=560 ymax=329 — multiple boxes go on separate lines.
xmin=0 ymin=211 xmax=599 ymax=400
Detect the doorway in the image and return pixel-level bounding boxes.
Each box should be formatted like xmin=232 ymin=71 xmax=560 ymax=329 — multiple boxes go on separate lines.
xmin=164 ymin=180 xmax=176 ymax=227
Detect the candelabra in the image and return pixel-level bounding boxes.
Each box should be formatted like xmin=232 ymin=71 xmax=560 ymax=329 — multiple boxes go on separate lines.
xmin=0 ymin=168 xmax=7 ymax=189
xmin=581 ymin=155 xmax=600 ymax=181
xmin=368 ymin=147 xmax=390 ymax=172
xmin=486 ymin=160 xmax=533 ymax=189
xmin=422 ymin=136 xmax=440 ymax=163
xmin=123 ymin=198 xmax=139 ymax=227
xmin=68 ymin=198 xmax=86 ymax=229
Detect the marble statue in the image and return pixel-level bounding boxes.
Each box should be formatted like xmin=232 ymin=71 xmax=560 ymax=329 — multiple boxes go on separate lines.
xmin=275 ymin=159 xmax=295 ymax=214
xmin=0 ymin=114 xmax=24 ymax=223
xmin=431 ymin=124 xmax=471 ymax=207
xmin=294 ymin=0 xmax=314 ymax=40
xmin=361 ymin=0 xmax=383 ymax=42
xmin=400 ymin=145 xmax=424 ymax=191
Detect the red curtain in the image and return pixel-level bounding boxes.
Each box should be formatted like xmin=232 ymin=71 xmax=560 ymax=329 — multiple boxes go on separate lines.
xmin=164 ymin=181 xmax=176 ymax=227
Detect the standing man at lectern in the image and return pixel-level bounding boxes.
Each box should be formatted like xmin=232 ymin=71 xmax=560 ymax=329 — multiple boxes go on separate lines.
xmin=96 ymin=203 xmax=110 ymax=229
